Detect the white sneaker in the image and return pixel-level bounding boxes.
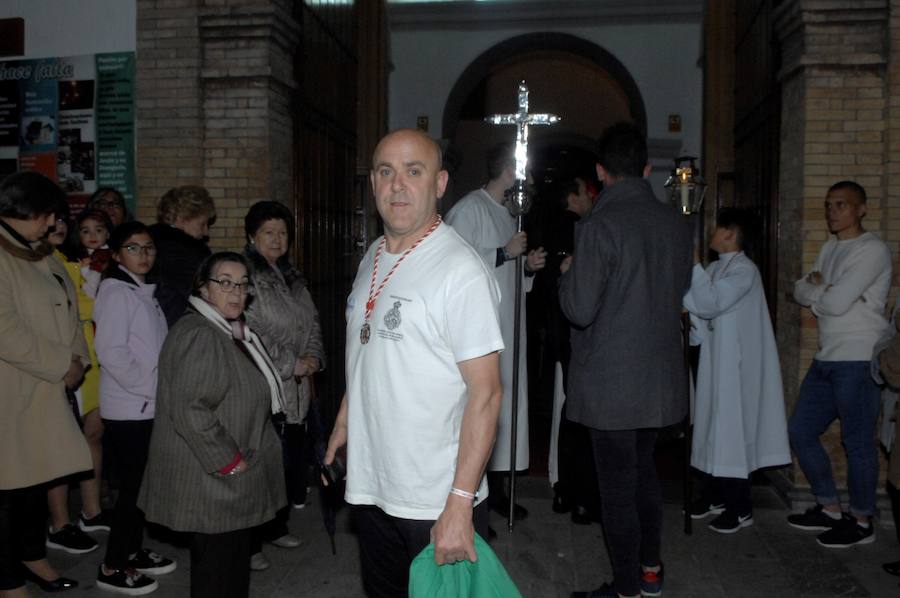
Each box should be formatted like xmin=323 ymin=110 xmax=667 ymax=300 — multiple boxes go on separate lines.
xmin=268 ymin=533 xmax=301 ymax=549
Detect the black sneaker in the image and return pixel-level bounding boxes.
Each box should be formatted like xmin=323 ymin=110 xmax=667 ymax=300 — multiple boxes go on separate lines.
xmin=79 ymin=509 xmax=113 ymax=532
xmin=46 ymin=524 xmax=99 ymax=554
xmin=816 ymin=516 xmax=875 ymax=548
xmin=787 ymin=504 xmax=843 ymax=531
xmin=708 ymin=510 xmax=754 ymax=534
xmin=96 ymin=566 xmax=158 ymax=596
xmin=128 ymin=548 xmax=176 ymax=576
xmin=687 ymin=498 xmax=725 ymax=520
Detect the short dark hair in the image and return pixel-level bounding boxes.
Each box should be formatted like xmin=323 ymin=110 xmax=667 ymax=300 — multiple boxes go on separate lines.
xmin=244 ymin=201 xmax=294 ymax=249
xmin=108 ymin=220 xmax=151 ymax=253
xmin=827 ymin=180 xmax=867 ymax=204
xmin=192 ymin=251 xmax=250 ymax=296
xmin=716 ymin=207 xmax=759 ymax=248
xmin=596 ymin=122 xmax=647 ymax=179
xmin=486 ymin=142 xmax=515 ymax=181
xmin=0 ymin=171 xmax=66 ymax=220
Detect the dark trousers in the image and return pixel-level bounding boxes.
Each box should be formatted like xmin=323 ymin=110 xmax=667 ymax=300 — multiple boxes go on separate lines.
xmin=190 ymin=528 xmax=252 ymax=598
xmin=590 ymin=428 xmax=663 ymax=597
xmin=557 ymin=400 xmax=600 ymax=508
xmin=698 ymin=472 xmax=752 ymax=515
xmin=0 ymin=483 xmax=48 ymax=590
xmin=889 ymin=482 xmax=900 ymax=545
xmin=250 ymin=419 xmax=309 ymax=553
xmin=103 ymin=419 xmax=153 ymax=570
xmin=354 ymin=501 xmax=489 ymax=598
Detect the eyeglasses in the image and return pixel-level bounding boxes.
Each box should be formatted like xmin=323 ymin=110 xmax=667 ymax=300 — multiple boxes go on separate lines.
xmin=122 ymin=243 xmax=157 ymax=256
xmin=93 ymin=199 xmax=124 ymax=210
xmin=208 ymin=278 xmax=254 ymax=295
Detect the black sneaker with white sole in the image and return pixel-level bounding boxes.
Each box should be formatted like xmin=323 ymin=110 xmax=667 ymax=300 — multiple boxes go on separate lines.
xmin=815 ymin=516 xmax=875 ymax=548
xmin=79 ymin=509 xmax=113 ymax=532
xmin=128 ymin=548 xmax=176 ymax=576
xmin=687 ymin=498 xmax=725 ymax=520
xmin=708 ymin=510 xmax=754 ymax=534
xmin=46 ymin=524 xmax=99 ymax=554
xmin=96 ymin=566 xmax=158 ymax=596
xmin=786 ymin=504 xmax=843 ymax=531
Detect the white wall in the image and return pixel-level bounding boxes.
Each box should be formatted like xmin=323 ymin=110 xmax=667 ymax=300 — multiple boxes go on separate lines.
xmin=0 ymin=0 xmax=136 ymax=59
xmin=389 ymin=21 xmax=703 ymax=162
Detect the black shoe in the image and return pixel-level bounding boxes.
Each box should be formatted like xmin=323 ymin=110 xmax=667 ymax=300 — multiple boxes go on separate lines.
xmin=79 ymin=509 xmax=113 ymax=532
xmin=21 ymin=566 xmax=78 ymax=593
xmin=489 ymin=496 xmax=528 ymax=521
xmin=883 ymin=559 xmax=900 ymax=577
xmin=816 ymin=516 xmax=875 ymax=548
xmin=708 ymin=510 xmax=754 ymax=534
xmin=553 ymin=491 xmax=572 ymax=514
xmin=687 ymin=497 xmax=725 ymax=520
xmin=128 ymin=548 xmax=176 ymax=576
xmin=96 ymin=566 xmax=158 ymax=596
xmin=46 ymin=524 xmax=99 ymax=554
xmin=570 ymin=505 xmax=593 ymax=525
xmin=571 ymin=582 xmax=617 ymax=597
xmin=787 ymin=504 xmax=843 ymax=531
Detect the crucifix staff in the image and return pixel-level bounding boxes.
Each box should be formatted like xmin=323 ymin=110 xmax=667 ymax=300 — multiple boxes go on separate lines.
xmin=485 ymin=80 xmax=559 ymax=533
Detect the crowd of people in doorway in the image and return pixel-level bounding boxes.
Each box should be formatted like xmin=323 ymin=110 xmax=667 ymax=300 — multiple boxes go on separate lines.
xmin=2 ymin=121 xmax=900 ymax=598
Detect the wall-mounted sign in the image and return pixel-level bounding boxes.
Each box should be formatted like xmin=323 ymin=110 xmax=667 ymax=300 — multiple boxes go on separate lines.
xmin=0 ymin=51 xmax=135 ymax=214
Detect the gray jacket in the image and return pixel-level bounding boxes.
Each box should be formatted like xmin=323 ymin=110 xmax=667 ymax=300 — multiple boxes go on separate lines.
xmin=244 ymin=248 xmax=326 ymax=424
xmin=138 ymin=312 xmax=286 ymax=534
xmin=559 ymin=177 xmax=693 ymax=431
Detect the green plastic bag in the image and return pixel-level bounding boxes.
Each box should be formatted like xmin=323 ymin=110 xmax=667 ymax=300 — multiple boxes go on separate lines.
xmin=408 ymin=532 xmax=523 ymax=598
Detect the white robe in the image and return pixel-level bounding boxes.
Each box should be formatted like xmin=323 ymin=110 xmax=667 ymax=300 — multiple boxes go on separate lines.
xmin=682 ymin=251 xmax=790 ymax=478
xmin=445 ymin=188 xmax=530 ymax=471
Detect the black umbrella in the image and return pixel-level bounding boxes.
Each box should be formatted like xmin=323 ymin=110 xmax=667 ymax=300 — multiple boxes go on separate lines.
xmin=308 ymin=383 xmax=343 ymax=555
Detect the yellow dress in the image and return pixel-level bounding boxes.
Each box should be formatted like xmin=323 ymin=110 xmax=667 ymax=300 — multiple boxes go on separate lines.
xmin=54 ymin=250 xmax=100 ymax=415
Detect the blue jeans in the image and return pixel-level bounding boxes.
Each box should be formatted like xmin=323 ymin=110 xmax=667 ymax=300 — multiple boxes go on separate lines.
xmin=788 ymin=360 xmax=881 ymax=517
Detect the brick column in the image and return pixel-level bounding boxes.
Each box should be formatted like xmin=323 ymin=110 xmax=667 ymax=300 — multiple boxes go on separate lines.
xmin=136 ymin=0 xmax=300 ymax=250
xmin=774 ymin=0 xmax=890 ymax=508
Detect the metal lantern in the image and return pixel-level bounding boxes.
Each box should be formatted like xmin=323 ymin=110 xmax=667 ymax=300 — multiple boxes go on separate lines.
xmin=665 ymin=156 xmax=707 ymax=216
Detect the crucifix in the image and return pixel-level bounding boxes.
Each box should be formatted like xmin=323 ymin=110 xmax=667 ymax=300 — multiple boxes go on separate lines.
xmin=485 ymin=80 xmax=559 ymax=533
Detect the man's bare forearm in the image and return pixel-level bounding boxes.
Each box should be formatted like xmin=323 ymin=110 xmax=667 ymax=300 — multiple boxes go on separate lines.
xmin=452 ymin=352 xmax=502 ymax=494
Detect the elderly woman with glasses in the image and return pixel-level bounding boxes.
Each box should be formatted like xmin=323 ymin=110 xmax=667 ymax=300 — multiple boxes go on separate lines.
xmin=85 ymin=187 xmax=130 ymax=229
xmin=139 ymin=252 xmax=286 ymax=598
xmin=241 ymin=201 xmax=325 ymax=570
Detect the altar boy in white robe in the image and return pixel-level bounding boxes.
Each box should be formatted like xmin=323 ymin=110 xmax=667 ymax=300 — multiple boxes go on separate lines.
xmin=445 ymin=142 xmax=547 ymax=520
xmin=682 ymin=208 xmax=791 ymax=534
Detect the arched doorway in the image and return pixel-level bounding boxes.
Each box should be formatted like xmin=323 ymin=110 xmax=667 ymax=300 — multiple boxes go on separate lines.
xmin=440 ymin=32 xmax=647 ymax=208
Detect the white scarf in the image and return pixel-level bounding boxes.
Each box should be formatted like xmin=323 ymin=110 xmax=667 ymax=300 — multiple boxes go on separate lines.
xmin=188 ymin=295 xmax=285 ymax=415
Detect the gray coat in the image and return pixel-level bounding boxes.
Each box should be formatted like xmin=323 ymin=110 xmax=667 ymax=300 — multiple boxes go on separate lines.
xmin=559 ymin=177 xmax=693 ymax=431
xmin=138 ymin=311 xmax=286 ymax=534
xmin=244 ymin=248 xmax=325 ymax=424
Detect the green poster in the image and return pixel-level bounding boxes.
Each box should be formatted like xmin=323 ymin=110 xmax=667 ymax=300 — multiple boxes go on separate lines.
xmin=95 ymin=52 xmax=135 ymax=214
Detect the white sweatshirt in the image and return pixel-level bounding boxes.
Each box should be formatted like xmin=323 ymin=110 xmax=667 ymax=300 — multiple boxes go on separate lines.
xmin=793 ymin=231 xmax=892 ymax=361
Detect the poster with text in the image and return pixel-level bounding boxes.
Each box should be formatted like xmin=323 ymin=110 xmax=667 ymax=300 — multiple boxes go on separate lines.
xmin=0 ymin=52 xmax=135 ymax=215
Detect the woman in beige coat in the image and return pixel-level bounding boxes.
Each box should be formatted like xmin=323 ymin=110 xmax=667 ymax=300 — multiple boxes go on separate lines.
xmin=0 ymin=172 xmax=92 ymax=596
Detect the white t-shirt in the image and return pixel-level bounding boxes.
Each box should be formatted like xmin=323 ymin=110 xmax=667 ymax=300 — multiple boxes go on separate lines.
xmin=793 ymin=231 xmax=892 ymax=361
xmin=344 ymin=223 xmax=504 ymax=520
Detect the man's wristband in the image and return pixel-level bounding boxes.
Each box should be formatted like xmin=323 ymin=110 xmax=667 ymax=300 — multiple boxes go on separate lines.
xmin=449 ymin=487 xmax=477 ymax=500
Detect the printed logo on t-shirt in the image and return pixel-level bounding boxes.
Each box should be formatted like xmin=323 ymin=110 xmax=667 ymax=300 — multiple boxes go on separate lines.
xmin=377 ymin=296 xmax=410 ymax=342
xmin=384 ymin=301 xmax=402 ymax=330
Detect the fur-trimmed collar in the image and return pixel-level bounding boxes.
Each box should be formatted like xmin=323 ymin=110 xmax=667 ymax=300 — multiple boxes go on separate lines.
xmin=244 ymin=245 xmax=307 ymax=290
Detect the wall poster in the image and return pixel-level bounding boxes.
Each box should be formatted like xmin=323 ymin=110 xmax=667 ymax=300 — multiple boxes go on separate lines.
xmin=0 ymin=51 xmax=135 ymax=214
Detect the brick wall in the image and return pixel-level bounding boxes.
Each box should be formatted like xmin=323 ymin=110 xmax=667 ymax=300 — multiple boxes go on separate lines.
xmin=774 ymin=0 xmax=892 ymax=501
xmin=136 ymin=0 xmax=300 ymax=251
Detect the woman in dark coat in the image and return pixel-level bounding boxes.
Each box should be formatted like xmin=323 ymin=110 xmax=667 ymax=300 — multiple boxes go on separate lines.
xmin=138 ymin=252 xmax=286 ymax=598
xmin=242 ymin=201 xmax=325 ymax=570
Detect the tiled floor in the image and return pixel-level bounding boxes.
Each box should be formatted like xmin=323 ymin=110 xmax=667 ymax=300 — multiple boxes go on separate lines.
xmin=44 ymin=477 xmax=900 ymax=597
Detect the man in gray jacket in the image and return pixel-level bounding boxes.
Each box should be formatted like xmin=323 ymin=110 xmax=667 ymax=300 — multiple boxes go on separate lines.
xmin=560 ymin=122 xmax=692 ymax=598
